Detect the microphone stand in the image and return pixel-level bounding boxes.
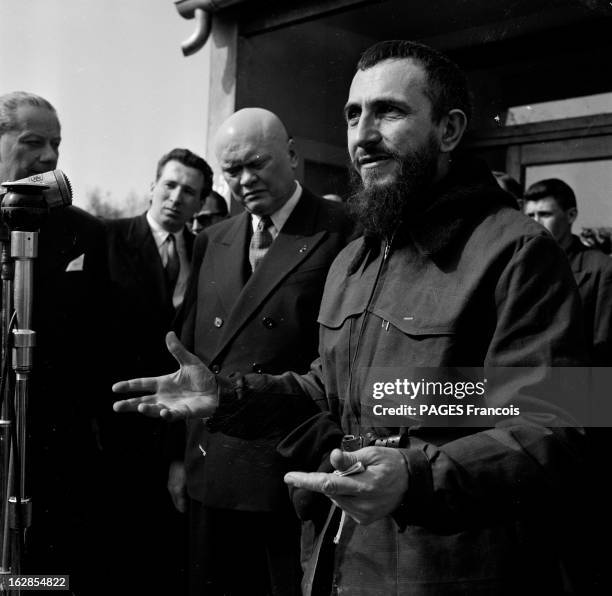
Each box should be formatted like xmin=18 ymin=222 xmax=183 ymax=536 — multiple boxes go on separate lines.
xmin=1 ymin=220 xmax=13 ymax=582
xmin=0 ymin=183 xmax=49 ymax=593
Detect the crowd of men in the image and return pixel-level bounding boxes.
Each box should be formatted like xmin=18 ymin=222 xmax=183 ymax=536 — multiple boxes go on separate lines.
xmin=1 ymin=38 xmax=611 ymax=595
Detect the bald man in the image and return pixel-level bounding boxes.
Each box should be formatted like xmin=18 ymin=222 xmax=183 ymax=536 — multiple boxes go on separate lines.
xmin=171 ymin=108 xmax=355 ymax=595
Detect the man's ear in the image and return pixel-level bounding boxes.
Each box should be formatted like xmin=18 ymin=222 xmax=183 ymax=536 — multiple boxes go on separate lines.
xmin=287 ymin=138 xmax=299 ymax=169
xmin=439 ymin=109 xmax=468 ymax=153
xmin=567 ymin=206 xmax=578 ymax=225
xmin=148 ymin=180 xmax=156 ymax=205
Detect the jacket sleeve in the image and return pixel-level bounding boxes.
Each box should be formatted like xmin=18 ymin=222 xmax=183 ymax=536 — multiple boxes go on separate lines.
xmin=592 ymin=259 xmax=612 ymax=365
xmin=210 ymin=357 xmax=330 ymax=440
xmin=396 ymin=234 xmax=590 ymax=530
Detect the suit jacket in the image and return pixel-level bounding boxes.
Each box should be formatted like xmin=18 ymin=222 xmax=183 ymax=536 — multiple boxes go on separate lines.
xmin=32 ymin=204 xmax=109 ymax=479
xmin=180 ymin=189 xmax=355 ymax=511
xmin=105 ymin=212 xmax=196 ymax=595
xmin=25 ymin=205 xmax=110 ymax=580
xmin=566 ymin=234 xmax=612 ymax=365
xmin=105 ymin=212 xmax=196 ymax=470
xmin=106 ymin=212 xmax=195 ymax=379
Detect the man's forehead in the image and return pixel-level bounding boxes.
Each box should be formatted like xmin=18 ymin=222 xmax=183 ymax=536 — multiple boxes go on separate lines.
xmin=525 ymin=197 xmax=561 ymax=211
xmin=159 ymin=160 xmax=203 ymax=184
xmin=13 ymin=104 xmax=60 ymax=132
xmin=348 ymin=58 xmax=428 ymax=101
xmin=218 ymin=136 xmax=271 ymax=165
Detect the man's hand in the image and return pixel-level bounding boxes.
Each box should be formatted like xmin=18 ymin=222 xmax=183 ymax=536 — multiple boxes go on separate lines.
xmin=581 ymin=226 xmax=612 ymax=254
xmin=167 ymin=460 xmax=188 ymax=513
xmin=284 ymin=447 xmax=408 ymax=525
xmin=112 ymin=331 xmax=219 ymax=421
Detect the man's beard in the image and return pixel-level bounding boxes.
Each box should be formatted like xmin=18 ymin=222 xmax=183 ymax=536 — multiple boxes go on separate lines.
xmin=347 ymin=134 xmax=440 ymax=239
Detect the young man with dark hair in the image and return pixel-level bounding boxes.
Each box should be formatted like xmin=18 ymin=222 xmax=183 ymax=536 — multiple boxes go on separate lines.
xmin=525 ymin=177 xmax=612 ymax=364
xmin=105 ymin=147 xmax=212 ymax=595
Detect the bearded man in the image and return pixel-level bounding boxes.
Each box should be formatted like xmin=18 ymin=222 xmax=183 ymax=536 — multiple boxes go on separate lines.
xmin=114 ymin=40 xmax=592 ymax=594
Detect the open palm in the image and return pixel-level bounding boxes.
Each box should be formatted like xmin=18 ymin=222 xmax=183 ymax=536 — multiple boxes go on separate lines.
xmin=112 ymin=332 xmax=219 ymax=421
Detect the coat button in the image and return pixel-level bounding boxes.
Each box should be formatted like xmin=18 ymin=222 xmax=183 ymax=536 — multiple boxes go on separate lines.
xmin=210 ymin=364 xmax=220 ymax=374
xmin=214 ymin=317 xmax=223 ymax=328
xmin=252 ymin=363 xmax=263 ymax=373
xmin=261 ymin=316 xmax=276 ymax=329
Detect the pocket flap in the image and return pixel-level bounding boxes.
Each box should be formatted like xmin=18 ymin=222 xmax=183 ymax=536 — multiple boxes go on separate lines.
xmin=319 ymin=282 xmax=458 ymax=335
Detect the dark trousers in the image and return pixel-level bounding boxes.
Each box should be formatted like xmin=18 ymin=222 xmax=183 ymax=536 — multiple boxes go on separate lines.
xmin=102 ymin=421 xmax=189 ymax=596
xmin=189 ymin=499 xmax=302 ymax=596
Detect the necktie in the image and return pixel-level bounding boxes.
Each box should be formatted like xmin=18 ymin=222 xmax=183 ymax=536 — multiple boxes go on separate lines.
xmin=164 ymin=233 xmax=180 ymax=292
xmin=249 ymin=215 xmax=273 ymax=272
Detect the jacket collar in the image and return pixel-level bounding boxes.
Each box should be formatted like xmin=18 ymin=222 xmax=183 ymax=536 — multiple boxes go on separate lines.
xmin=405 ymin=157 xmax=519 ymax=257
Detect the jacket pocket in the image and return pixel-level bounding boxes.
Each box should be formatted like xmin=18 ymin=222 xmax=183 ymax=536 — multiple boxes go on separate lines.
xmin=318 ymin=291 xmax=458 ymax=336
xmin=371 ymin=304 xmax=457 ymax=336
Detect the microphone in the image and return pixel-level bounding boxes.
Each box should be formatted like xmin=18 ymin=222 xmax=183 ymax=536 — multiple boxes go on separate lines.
xmin=0 ymin=169 xmax=72 ymax=209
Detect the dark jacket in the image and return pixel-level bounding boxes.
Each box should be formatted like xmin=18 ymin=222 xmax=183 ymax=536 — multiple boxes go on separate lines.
xmin=566 ymin=234 xmax=612 ymax=365
xmin=216 ymin=159 xmax=591 ymax=595
xmin=180 ymin=189 xmax=355 ymax=510
xmin=106 ymin=212 xmax=195 ymax=381
xmin=105 ymin=212 xmax=196 ymax=595
xmin=27 ymin=205 xmax=110 ymax=584
xmin=105 ymin=212 xmax=196 ymax=467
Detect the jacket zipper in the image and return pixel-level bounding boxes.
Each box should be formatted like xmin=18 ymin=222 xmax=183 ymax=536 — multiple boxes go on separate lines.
xmin=347 ymin=230 xmax=396 ymax=426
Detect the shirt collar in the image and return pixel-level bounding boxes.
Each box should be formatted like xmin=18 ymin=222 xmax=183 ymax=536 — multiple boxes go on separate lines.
xmin=251 ymin=181 xmax=302 ymax=233
xmin=146 ymin=210 xmax=185 ymax=248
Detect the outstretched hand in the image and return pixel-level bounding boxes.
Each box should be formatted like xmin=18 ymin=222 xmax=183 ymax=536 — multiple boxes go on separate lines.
xmin=112 ymin=331 xmax=219 ymax=421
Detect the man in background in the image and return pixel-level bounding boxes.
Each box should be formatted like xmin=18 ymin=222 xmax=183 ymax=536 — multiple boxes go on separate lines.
xmin=191 ymin=189 xmax=228 ymax=233
xmin=524 ymin=177 xmax=612 ymax=364
xmin=0 ymin=91 xmax=109 ymax=593
xmin=105 ymin=147 xmax=212 ymax=595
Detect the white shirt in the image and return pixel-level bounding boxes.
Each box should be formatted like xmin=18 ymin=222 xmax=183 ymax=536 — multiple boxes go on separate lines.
xmin=146 ymin=210 xmax=190 ymax=309
xmin=250 ymin=181 xmax=302 ymax=238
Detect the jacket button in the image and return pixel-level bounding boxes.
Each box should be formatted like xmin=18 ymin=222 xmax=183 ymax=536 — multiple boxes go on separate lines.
xmin=214 ymin=317 xmax=223 ymax=328
xmin=210 ymin=364 xmax=220 ymax=374
xmin=261 ymin=316 xmax=276 ymax=329
xmin=252 ymin=363 xmax=263 ymax=373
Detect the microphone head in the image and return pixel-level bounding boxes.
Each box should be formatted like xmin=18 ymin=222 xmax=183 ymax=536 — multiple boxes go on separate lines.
xmin=0 ymin=169 xmax=72 ymax=208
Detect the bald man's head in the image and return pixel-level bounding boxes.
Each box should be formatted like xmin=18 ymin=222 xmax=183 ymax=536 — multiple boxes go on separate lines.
xmin=214 ymin=108 xmax=298 ymax=216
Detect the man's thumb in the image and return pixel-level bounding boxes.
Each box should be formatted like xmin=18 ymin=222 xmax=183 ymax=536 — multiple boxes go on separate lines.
xmin=166 ymin=331 xmax=202 ymax=367
xmin=330 ymin=448 xmax=359 ymax=473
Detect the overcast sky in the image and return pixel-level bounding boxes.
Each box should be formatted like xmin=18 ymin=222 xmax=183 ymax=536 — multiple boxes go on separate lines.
xmin=0 ymin=0 xmax=211 ymax=211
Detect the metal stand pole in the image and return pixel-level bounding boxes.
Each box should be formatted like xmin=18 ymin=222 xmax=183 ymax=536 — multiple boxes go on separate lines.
xmin=0 ymin=183 xmax=49 ymax=595
xmin=7 ymin=229 xmax=37 ymax=571
xmin=0 ymin=229 xmax=13 ymax=584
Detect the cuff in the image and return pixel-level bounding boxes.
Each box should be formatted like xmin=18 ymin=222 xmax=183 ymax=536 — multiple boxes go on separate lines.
xmin=391 ymin=443 xmax=433 ymax=531
xmin=206 ymin=373 xmax=319 ymax=440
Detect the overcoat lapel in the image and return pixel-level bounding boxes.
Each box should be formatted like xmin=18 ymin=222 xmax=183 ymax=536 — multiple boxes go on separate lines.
xmin=210 ymin=212 xmax=251 ymax=315
xmin=210 ymin=192 xmax=327 ymax=362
